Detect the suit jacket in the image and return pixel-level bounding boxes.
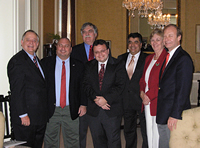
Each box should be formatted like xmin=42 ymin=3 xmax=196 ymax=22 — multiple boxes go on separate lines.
xmin=7 ymin=50 xmax=48 ymax=125
xmin=117 ymin=52 xmax=148 ymax=111
xmin=156 ymin=46 xmax=194 ymax=124
xmin=71 ymin=43 xmax=88 ymax=64
xmin=83 ymin=57 xmax=125 ymax=117
xmin=139 ymin=49 xmax=168 ymax=116
xmin=41 ymin=55 xmax=87 ymax=120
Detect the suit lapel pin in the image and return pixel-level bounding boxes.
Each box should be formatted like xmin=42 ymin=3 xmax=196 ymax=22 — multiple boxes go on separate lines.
xmin=73 ymin=64 xmax=75 ymax=66
xmin=156 ymin=62 xmax=160 ymax=66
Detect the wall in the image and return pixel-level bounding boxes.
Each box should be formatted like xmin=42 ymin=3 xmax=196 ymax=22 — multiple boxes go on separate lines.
xmin=75 ymin=0 xmax=127 ymax=58
xmin=181 ymin=0 xmax=200 ymax=72
xmin=43 ymin=0 xmax=55 ymax=44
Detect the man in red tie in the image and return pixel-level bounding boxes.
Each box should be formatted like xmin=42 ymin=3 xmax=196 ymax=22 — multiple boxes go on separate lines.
xmin=71 ymin=22 xmax=98 ymax=148
xmin=42 ymin=38 xmax=87 ymax=147
xmin=83 ymin=39 xmax=125 ymax=148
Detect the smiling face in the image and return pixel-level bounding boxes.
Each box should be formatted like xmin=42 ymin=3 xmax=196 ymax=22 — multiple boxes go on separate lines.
xmin=21 ymin=32 xmax=39 ymax=55
xmin=56 ymin=38 xmax=72 ymax=60
xmin=82 ymin=25 xmax=97 ymax=45
xmin=93 ymin=44 xmax=109 ymax=63
xmin=150 ymin=34 xmax=164 ymax=53
xmin=163 ymin=26 xmax=181 ymax=52
xmin=128 ymin=37 xmax=142 ymax=55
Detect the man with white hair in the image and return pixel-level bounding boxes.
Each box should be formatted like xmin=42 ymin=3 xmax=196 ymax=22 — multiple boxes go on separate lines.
xmin=71 ymin=22 xmax=98 ymax=148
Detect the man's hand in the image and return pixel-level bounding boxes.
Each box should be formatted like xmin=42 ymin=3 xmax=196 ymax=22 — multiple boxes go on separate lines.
xmin=78 ymin=105 xmax=87 ymax=117
xmin=167 ymin=117 xmax=178 ymax=131
xmin=94 ymin=96 xmax=110 ymax=110
xmin=140 ymin=91 xmax=150 ymax=105
xmin=21 ymin=115 xmax=30 ymax=126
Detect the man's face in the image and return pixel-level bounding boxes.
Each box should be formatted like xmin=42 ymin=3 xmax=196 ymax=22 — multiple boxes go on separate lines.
xmin=56 ymin=38 xmax=72 ymax=60
xmin=128 ymin=37 xmax=142 ymax=55
xmin=164 ymin=26 xmax=181 ymax=51
xmin=93 ymin=44 xmax=109 ymax=63
xmin=21 ymin=32 xmax=39 ymax=55
xmin=82 ymin=25 xmax=97 ymax=45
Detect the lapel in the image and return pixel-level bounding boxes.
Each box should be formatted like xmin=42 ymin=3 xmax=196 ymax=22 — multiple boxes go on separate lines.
xmin=131 ymin=52 xmax=146 ymax=80
xmin=81 ymin=43 xmax=88 ymax=63
xmin=101 ymin=57 xmax=115 ymax=90
xmin=161 ymin=46 xmax=182 ymax=79
xmin=22 ymin=50 xmax=45 ymax=82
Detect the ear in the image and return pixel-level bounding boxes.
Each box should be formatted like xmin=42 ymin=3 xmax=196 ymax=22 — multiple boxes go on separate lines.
xmin=21 ymin=40 xmax=23 ymax=46
xmin=177 ymin=35 xmax=181 ymax=42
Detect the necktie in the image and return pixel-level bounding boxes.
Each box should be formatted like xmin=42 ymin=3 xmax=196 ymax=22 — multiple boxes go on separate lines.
xmin=127 ymin=55 xmax=135 ymax=80
xmin=33 ymin=56 xmax=39 ymax=68
xmin=88 ymin=45 xmax=94 ymax=61
xmin=161 ymin=53 xmax=170 ymax=78
xmin=99 ymin=64 xmax=105 ymax=90
xmin=60 ymin=61 xmax=66 ymax=108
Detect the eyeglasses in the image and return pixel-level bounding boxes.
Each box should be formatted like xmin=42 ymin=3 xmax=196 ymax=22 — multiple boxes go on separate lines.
xmin=94 ymin=49 xmax=108 ymax=55
xmin=57 ymin=44 xmax=70 ymax=48
xmin=82 ymin=29 xmax=94 ymax=34
xmin=25 ymin=39 xmax=38 ymax=43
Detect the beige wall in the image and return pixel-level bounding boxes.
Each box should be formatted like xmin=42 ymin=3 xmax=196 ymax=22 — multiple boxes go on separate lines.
xmin=75 ymin=0 xmax=127 ymax=58
xmin=181 ymin=0 xmax=200 ymax=72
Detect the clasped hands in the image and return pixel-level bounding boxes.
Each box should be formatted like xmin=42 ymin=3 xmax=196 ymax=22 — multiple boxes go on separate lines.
xmin=94 ymin=96 xmax=110 ymax=110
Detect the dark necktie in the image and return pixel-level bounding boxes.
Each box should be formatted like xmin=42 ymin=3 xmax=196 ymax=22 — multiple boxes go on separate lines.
xmin=33 ymin=56 xmax=39 ymax=68
xmin=99 ymin=64 xmax=105 ymax=90
xmin=161 ymin=53 xmax=170 ymax=78
xmin=88 ymin=45 xmax=94 ymax=61
xmin=60 ymin=61 xmax=66 ymax=108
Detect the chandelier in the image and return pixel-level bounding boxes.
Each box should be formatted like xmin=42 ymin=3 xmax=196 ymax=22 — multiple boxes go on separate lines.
xmin=148 ymin=10 xmax=170 ymax=29
xmin=122 ymin=0 xmax=163 ymax=18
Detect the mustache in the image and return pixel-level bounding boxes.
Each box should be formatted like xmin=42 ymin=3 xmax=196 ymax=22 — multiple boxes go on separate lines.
xmin=84 ymin=35 xmax=91 ymax=38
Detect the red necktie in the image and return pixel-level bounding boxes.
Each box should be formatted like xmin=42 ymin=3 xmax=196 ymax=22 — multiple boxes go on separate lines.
xmin=33 ymin=56 xmax=39 ymax=68
xmin=60 ymin=61 xmax=66 ymax=108
xmin=88 ymin=45 xmax=94 ymax=61
xmin=99 ymin=64 xmax=105 ymax=90
xmin=161 ymin=53 xmax=169 ymax=77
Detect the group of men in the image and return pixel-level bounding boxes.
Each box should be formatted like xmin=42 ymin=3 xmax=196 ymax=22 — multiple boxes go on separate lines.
xmin=7 ymin=22 xmax=193 ymax=148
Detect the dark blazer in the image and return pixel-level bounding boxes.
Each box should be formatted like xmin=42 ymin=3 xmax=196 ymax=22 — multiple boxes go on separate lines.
xmin=139 ymin=49 xmax=168 ymax=116
xmin=157 ymin=46 xmax=194 ymax=124
xmin=71 ymin=43 xmax=88 ymax=64
xmin=41 ymin=55 xmax=87 ymax=120
xmin=117 ymin=52 xmax=148 ymax=111
xmin=7 ymin=49 xmax=48 ymax=125
xmin=83 ymin=57 xmax=125 ymax=117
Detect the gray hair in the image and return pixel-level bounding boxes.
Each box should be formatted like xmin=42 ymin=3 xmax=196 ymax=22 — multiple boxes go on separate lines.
xmin=81 ymin=22 xmax=98 ymax=35
xmin=22 ymin=30 xmax=39 ymax=42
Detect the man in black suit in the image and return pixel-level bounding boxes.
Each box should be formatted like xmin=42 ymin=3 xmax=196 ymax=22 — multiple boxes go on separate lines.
xmin=157 ymin=24 xmax=194 ymax=148
xmin=7 ymin=30 xmax=48 ymax=148
xmin=42 ymin=38 xmax=87 ymax=148
xmin=118 ymin=33 xmax=148 ymax=148
xmin=71 ymin=22 xmax=98 ymax=148
xmin=83 ymin=39 xmax=125 ymax=148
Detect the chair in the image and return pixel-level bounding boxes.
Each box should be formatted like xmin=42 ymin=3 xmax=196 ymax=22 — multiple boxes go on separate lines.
xmin=0 ymin=111 xmax=5 ymax=148
xmin=169 ymin=107 xmax=200 ymax=148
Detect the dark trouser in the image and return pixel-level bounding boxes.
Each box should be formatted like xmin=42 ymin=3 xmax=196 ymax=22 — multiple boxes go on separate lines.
xmin=13 ymin=123 xmax=46 ymax=148
xmin=79 ymin=114 xmax=89 ymax=148
xmin=124 ymin=108 xmax=148 ymax=148
xmin=88 ymin=109 xmax=122 ymax=148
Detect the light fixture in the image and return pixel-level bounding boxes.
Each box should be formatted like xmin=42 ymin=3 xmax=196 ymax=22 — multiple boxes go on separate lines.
xmin=122 ymin=0 xmax=163 ymax=18
xmin=148 ymin=10 xmax=171 ymax=29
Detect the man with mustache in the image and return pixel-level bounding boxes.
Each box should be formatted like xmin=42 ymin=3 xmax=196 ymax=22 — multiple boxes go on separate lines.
xmin=71 ymin=22 xmax=98 ymax=148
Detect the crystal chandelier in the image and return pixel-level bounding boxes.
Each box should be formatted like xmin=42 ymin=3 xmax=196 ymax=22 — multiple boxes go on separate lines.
xmin=122 ymin=0 xmax=163 ymax=18
xmin=148 ymin=10 xmax=170 ymax=29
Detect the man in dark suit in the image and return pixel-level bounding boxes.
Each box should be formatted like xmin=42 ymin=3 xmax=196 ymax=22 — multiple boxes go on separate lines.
xmin=42 ymin=38 xmax=87 ymax=148
xmin=71 ymin=22 xmax=98 ymax=148
xmin=118 ymin=33 xmax=148 ymax=148
xmin=7 ymin=30 xmax=48 ymax=148
xmin=83 ymin=39 xmax=125 ymax=148
xmin=157 ymin=24 xmax=194 ymax=148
